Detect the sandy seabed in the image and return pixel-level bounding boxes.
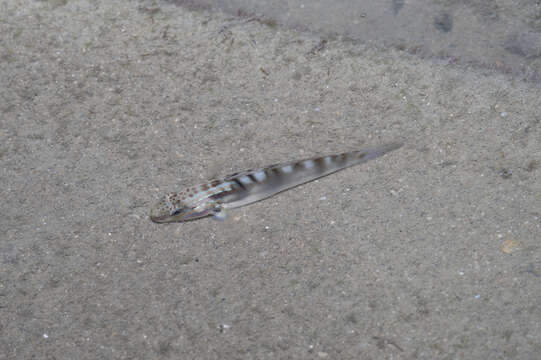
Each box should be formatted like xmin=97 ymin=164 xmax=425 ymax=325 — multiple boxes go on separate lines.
xmin=1 ymin=1 xmax=540 ymax=359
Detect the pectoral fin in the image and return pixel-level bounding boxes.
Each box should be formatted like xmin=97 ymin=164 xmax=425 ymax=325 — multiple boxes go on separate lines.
xmin=212 ymin=207 xmax=227 ymax=221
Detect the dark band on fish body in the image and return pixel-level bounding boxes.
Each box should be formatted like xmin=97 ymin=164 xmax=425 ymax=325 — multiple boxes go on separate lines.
xmin=271 ymin=167 xmax=282 ymax=175
xmin=232 ymin=177 xmax=247 ymax=190
xmin=332 ymin=153 xmax=347 ymax=164
xmin=247 ymin=173 xmax=258 ymax=183
xmin=314 ymin=157 xmax=326 ymax=169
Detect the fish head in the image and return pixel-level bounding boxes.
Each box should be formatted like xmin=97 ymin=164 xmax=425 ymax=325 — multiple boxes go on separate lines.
xmin=150 ymin=193 xmax=218 ymax=223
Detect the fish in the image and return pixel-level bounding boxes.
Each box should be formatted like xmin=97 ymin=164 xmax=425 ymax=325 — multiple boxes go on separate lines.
xmin=150 ymin=142 xmax=403 ymax=223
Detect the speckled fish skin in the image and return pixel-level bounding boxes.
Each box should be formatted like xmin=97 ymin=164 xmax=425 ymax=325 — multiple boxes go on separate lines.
xmin=150 ymin=142 xmax=403 ymax=223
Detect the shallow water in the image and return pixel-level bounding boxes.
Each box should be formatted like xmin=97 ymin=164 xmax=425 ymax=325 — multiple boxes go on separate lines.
xmin=169 ymin=0 xmax=541 ymax=82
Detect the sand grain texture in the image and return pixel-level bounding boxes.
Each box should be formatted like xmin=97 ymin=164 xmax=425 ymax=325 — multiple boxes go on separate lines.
xmin=1 ymin=1 xmax=540 ymax=359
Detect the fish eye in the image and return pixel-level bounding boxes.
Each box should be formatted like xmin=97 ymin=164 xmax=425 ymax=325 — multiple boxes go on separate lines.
xmin=171 ymin=208 xmax=185 ymax=216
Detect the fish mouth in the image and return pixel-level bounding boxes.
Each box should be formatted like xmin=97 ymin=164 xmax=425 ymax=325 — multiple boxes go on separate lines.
xmin=149 ymin=214 xmax=170 ymax=223
xmin=149 ymin=205 xmax=217 ymax=223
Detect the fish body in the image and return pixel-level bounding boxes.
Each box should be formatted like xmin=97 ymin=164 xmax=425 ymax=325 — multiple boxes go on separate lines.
xmin=150 ymin=142 xmax=402 ymax=223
